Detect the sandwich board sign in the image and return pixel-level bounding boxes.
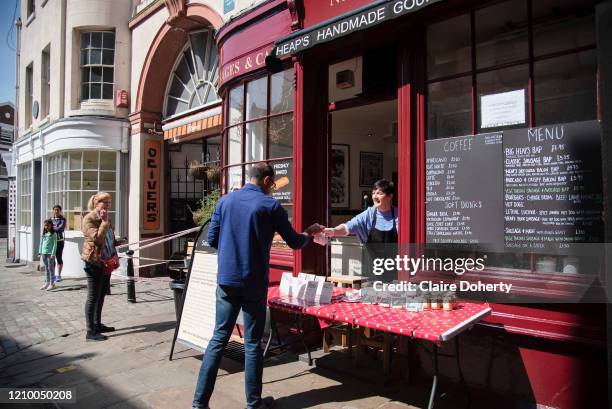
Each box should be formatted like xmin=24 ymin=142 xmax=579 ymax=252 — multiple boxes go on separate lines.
xmin=170 ymin=221 xmax=218 ymax=359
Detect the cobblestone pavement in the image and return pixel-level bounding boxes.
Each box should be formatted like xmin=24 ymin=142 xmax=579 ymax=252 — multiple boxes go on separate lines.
xmin=0 ymin=241 xmax=175 ymax=359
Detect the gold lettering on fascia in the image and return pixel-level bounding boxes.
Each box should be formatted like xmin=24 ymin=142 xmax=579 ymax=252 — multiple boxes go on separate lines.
xmin=221 ymin=50 xmax=271 ymax=82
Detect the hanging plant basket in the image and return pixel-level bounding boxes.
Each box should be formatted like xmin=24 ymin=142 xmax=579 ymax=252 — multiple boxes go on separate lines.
xmin=206 ymin=166 xmax=221 ymax=183
xmin=188 ymin=160 xmax=207 ymax=179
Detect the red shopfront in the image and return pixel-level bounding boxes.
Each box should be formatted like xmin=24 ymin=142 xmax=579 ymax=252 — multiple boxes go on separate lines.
xmin=216 ymin=0 xmax=609 ymax=407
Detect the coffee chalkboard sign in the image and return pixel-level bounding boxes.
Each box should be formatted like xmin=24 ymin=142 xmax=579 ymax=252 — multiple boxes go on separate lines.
xmin=425 ymin=133 xmax=504 ymax=246
xmin=503 ymin=120 xmax=603 ymax=249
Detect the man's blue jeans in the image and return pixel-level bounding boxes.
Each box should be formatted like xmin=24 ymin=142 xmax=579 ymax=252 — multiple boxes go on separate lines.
xmin=192 ymin=285 xmax=267 ymax=409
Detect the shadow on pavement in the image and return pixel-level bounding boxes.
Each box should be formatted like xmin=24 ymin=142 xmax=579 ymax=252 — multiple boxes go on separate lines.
xmin=0 ymin=335 xmax=147 ymax=409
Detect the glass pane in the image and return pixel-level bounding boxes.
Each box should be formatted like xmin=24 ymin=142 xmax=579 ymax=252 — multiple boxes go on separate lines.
xmin=69 ymin=192 xmax=82 ymax=212
xmin=81 ymin=32 xmax=91 ymax=49
xmin=102 ymin=67 xmax=113 ymax=83
xmin=91 ymin=67 xmax=102 ymax=82
xmin=176 ymin=59 xmax=193 ymax=87
xmin=269 ymin=114 xmax=293 ymax=158
xmin=226 ymin=166 xmax=243 ymax=192
xmin=61 ymin=153 xmax=69 ymax=170
xmin=535 ymin=50 xmax=597 ymax=126
xmin=83 ymin=171 xmax=98 ymax=191
xmin=70 ymin=152 xmax=82 ymax=170
xmin=270 ymin=69 xmax=294 ymax=114
xmin=427 ymin=76 xmax=472 ymax=139
xmin=90 ymin=49 xmax=102 ymax=65
xmin=83 ymin=151 xmax=98 ymax=169
xmin=229 ymin=86 xmax=244 ymax=125
xmin=69 ymin=171 xmax=81 ymax=190
xmin=91 ymin=32 xmax=102 ymax=48
xmin=246 ymin=77 xmax=267 ymax=120
xmin=533 ymin=0 xmax=595 ymax=57
xmin=91 ymin=83 xmax=102 ymax=99
xmin=100 ymin=151 xmax=116 ymax=171
xmin=427 ymin=13 xmax=471 ymax=79
xmin=169 ymin=77 xmax=190 ymax=101
xmin=190 ymin=31 xmax=207 ymax=79
xmin=81 ymin=68 xmax=90 ymax=82
xmin=102 ymin=50 xmax=114 ymax=65
xmin=476 ymin=64 xmax=529 ymax=132
xmin=99 ymin=172 xmax=116 ymax=191
xmin=245 ymin=120 xmax=265 ymax=162
xmin=228 ymin=126 xmax=242 ymax=165
xmin=103 ymin=32 xmax=115 ymax=49
xmin=102 ymin=84 xmax=113 ymax=99
xmin=81 ymin=84 xmax=90 ymax=100
xmin=81 ymin=49 xmax=89 ymax=66
xmin=475 ymin=0 xmax=528 ymax=69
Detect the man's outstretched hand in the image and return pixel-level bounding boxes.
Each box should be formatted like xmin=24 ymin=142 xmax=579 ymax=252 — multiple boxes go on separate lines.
xmin=304 ymin=223 xmax=325 ymax=236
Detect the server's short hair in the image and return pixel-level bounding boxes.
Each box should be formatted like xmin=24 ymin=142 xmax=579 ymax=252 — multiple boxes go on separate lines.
xmin=249 ymin=163 xmax=275 ymax=181
xmin=53 ymin=204 xmax=62 ymax=210
xmin=373 ymin=179 xmax=394 ymax=195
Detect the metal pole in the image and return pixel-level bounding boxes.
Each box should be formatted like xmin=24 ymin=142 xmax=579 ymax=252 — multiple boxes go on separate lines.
xmin=126 ymin=250 xmax=136 ymax=303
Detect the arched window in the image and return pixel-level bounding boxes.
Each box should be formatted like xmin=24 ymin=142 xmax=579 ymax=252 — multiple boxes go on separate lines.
xmin=164 ymin=30 xmax=220 ymax=118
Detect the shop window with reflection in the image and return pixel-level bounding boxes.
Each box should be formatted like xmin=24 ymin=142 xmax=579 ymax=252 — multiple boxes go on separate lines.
xmin=46 ymin=151 xmax=118 ymax=232
xmin=425 ymin=0 xmax=599 ymax=276
xmin=223 ymin=69 xmax=294 ymax=248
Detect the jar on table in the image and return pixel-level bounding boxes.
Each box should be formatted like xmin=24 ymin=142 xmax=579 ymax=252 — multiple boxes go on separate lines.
xmin=442 ymin=293 xmax=457 ymax=311
xmin=421 ymin=292 xmax=431 ymax=309
xmin=430 ymin=292 xmax=441 ymax=310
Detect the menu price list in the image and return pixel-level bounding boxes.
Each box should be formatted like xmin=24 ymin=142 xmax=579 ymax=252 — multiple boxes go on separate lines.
xmin=503 ymin=121 xmax=603 ymax=248
xmin=425 ymin=133 xmax=503 ymax=245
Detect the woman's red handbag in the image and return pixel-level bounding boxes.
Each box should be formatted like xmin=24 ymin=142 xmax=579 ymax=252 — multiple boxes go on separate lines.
xmin=103 ymin=254 xmax=120 ymax=275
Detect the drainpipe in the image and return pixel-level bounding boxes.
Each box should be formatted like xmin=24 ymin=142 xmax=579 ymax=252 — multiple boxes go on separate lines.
xmin=12 ymin=17 xmax=21 ymax=261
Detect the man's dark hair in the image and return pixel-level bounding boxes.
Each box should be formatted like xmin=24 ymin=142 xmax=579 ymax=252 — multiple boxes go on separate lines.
xmin=53 ymin=204 xmax=62 ymax=211
xmin=373 ymin=179 xmax=394 ymax=195
xmin=249 ymin=163 xmax=275 ymax=182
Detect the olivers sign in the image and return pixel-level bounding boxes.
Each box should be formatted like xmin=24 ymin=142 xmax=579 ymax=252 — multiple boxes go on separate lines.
xmin=275 ymin=0 xmax=442 ymax=57
xmin=143 ymin=140 xmax=161 ymax=230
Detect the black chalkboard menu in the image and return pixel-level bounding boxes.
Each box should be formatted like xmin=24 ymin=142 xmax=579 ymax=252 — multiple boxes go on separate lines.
xmin=425 ymin=133 xmax=504 ymax=245
xmin=503 ymin=120 xmax=603 ymax=248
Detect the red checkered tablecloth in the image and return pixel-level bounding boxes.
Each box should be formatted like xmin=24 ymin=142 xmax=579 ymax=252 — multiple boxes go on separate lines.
xmin=411 ymin=302 xmax=491 ymax=343
xmin=266 ymin=286 xmax=491 ymax=343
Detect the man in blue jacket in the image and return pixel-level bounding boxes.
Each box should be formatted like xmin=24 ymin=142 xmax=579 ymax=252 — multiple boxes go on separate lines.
xmin=192 ymin=163 xmax=324 ymax=409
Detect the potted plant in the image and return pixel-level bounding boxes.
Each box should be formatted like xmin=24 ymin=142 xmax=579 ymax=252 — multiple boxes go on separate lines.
xmin=191 ymin=189 xmax=221 ymax=225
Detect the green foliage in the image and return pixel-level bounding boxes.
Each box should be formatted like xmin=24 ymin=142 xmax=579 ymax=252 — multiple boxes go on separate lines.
xmin=192 ymin=189 xmax=221 ymax=225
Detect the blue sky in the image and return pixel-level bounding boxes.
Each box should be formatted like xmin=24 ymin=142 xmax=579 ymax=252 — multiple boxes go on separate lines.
xmin=0 ymin=0 xmax=19 ymax=104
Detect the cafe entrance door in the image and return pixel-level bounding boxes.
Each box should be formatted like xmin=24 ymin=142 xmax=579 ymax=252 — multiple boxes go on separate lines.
xmin=327 ymin=99 xmax=398 ymax=277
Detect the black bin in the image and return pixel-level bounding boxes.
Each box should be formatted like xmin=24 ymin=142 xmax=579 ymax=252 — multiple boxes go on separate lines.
xmin=169 ymin=279 xmax=186 ymax=321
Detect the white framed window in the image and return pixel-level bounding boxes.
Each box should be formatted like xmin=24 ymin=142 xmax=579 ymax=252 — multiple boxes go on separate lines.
xmin=18 ymin=163 xmax=32 ymax=227
xmin=164 ymin=30 xmax=220 ymax=118
xmin=42 ymin=46 xmax=50 ymax=118
xmin=80 ymin=31 xmax=115 ymax=101
xmin=46 ymin=151 xmax=118 ymax=231
xmin=25 ymin=63 xmax=33 ymax=128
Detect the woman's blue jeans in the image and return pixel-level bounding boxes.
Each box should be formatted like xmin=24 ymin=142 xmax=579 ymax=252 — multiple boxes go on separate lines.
xmin=192 ymin=285 xmax=267 ymax=409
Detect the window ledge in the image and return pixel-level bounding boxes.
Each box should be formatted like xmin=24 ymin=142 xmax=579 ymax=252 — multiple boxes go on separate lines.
xmin=80 ymin=99 xmax=114 ymax=109
xmin=26 ymin=12 xmax=36 ymax=27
